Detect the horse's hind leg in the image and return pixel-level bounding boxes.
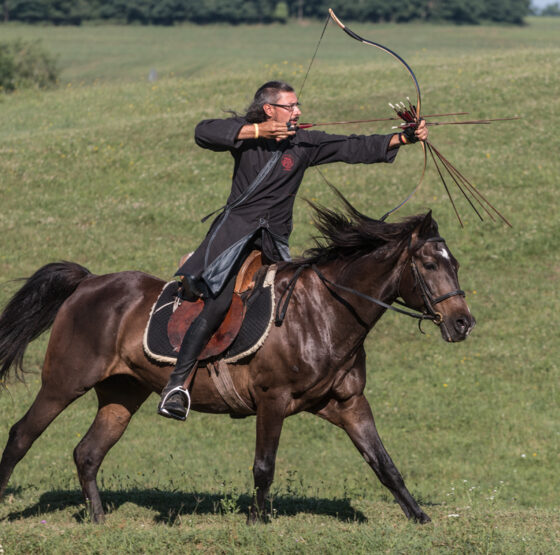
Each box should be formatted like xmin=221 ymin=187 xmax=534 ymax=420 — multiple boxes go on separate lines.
xmin=317 ymin=393 xmax=431 ymax=523
xmin=0 ymin=384 xmax=79 ymax=499
xmin=73 ymin=375 xmax=150 ymax=523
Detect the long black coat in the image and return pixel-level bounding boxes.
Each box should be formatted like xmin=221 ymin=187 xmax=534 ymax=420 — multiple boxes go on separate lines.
xmin=177 ymin=117 xmax=399 ymax=296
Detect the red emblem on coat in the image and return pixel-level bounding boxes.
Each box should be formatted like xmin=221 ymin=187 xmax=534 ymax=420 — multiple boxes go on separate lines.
xmin=281 ymin=154 xmax=295 ymax=171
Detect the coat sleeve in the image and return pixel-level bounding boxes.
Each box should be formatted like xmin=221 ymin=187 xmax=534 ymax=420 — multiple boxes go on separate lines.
xmin=302 ymin=130 xmax=399 ymax=166
xmin=194 ymin=118 xmax=247 ymax=152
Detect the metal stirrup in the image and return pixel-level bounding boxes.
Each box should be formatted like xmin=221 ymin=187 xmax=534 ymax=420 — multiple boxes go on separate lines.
xmin=161 ymin=386 xmax=192 ymax=420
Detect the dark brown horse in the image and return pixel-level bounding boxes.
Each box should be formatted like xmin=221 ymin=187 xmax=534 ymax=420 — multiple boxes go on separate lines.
xmin=0 ymin=200 xmax=474 ymax=524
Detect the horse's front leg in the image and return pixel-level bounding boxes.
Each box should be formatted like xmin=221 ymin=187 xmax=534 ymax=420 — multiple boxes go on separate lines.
xmin=317 ymin=394 xmax=430 ymax=523
xmin=249 ymin=400 xmax=285 ymax=524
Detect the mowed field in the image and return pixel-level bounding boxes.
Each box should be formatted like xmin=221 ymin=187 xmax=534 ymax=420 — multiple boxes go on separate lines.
xmin=0 ymin=17 xmax=558 ymax=553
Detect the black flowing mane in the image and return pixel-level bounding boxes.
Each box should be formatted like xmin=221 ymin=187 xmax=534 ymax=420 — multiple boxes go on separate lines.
xmin=295 ymin=188 xmax=438 ymax=266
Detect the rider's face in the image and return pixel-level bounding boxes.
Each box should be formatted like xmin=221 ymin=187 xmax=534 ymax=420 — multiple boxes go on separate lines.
xmin=264 ymin=91 xmax=301 ymax=125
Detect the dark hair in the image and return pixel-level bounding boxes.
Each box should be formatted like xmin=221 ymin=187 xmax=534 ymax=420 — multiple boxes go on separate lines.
xmin=294 ymin=186 xmax=439 ymax=266
xmin=244 ymin=81 xmax=295 ymax=123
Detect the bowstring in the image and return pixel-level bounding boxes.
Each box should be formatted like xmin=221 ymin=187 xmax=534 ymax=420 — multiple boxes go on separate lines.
xmin=298 ymin=14 xmax=331 ymax=101
xmin=297 ymin=12 xmax=422 ymax=224
xmin=297 ymin=15 xmax=340 ymax=206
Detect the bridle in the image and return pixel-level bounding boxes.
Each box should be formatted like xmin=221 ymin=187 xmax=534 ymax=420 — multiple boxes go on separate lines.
xmin=275 ymin=236 xmax=465 ymax=328
xmin=397 ymin=236 xmax=465 ymax=326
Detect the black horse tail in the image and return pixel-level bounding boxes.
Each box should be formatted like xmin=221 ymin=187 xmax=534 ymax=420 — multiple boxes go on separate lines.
xmin=0 ymin=262 xmax=92 ymax=382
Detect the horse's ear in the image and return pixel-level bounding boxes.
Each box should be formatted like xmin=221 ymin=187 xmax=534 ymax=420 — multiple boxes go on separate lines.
xmin=409 ymin=211 xmax=434 ymax=250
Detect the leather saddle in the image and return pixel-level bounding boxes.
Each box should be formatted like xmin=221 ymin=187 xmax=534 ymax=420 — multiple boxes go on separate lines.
xmin=168 ymin=251 xmax=263 ymax=359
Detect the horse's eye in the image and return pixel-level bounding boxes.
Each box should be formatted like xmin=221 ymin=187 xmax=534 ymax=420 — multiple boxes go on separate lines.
xmin=423 ymin=262 xmax=437 ymax=271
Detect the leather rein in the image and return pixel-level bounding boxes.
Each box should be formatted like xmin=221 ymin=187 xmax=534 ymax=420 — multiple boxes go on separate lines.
xmin=275 ymin=236 xmax=465 ymax=328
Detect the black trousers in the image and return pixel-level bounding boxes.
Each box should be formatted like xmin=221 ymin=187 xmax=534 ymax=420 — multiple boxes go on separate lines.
xmin=193 ymin=270 xmax=236 ymax=337
xmin=173 ymin=242 xmax=259 ymax=375
xmin=186 ymin=235 xmax=267 ymax=338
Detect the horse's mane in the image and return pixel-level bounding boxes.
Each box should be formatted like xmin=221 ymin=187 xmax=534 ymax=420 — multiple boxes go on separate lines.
xmin=293 ymin=187 xmax=438 ymax=266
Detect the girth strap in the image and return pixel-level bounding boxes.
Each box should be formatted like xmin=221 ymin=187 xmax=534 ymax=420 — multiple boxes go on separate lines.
xmin=210 ymin=359 xmax=255 ymax=415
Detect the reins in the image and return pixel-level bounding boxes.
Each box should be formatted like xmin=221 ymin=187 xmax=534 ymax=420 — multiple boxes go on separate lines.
xmin=275 ymin=236 xmax=465 ymax=329
xmin=275 ymin=264 xmax=435 ymax=327
xmin=311 ymin=265 xmax=438 ymax=321
xmin=275 ymin=265 xmax=307 ymax=325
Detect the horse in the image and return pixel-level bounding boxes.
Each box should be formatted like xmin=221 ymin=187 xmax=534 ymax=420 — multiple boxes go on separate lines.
xmin=0 ymin=198 xmax=475 ymax=524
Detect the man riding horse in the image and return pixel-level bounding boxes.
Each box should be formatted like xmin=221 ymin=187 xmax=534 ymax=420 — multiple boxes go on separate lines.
xmin=158 ymin=80 xmax=429 ymax=421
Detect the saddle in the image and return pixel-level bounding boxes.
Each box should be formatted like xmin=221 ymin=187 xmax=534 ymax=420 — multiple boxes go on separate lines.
xmin=144 ymin=251 xmax=276 ymax=365
xmin=169 ymin=251 xmax=262 ymax=357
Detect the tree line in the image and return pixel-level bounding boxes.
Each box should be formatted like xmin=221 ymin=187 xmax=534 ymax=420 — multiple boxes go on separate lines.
xmin=2 ymin=0 xmax=531 ymax=25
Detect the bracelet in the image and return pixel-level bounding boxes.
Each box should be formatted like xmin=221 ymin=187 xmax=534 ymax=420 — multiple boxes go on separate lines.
xmin=398 ymin=133 xmax=406 ymax=145
xmin=254 ymin=123 xmax=259 ymax=139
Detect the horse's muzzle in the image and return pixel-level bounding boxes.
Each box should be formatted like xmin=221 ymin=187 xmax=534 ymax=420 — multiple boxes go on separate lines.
xmin=440 ymin=312 xmax=476 ymax=342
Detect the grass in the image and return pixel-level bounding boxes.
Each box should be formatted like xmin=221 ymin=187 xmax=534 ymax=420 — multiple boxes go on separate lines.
xmin=0 ymin=16 xmax=559 ymax=553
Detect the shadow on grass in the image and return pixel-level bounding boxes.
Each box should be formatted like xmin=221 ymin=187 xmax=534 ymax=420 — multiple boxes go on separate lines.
xmin=0 ymin=487 xmax=368 ymax=524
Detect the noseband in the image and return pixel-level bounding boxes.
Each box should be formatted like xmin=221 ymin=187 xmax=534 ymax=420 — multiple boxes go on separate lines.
xmin=402 ymin=236 xmax=465 ymax=325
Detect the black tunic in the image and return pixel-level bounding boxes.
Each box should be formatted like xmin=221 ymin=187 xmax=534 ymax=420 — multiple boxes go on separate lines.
xmin=177 ymin=117 xmax=399 ymax=296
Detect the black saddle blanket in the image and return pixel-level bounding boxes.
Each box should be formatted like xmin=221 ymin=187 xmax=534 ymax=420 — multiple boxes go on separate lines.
xmin=143 ymin=267 xmax=276 ymax=365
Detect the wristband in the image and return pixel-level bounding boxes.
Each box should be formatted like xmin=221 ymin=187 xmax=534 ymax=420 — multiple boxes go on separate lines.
xmin=254 ymin=123 xmax=259 ymax=139
xmin=398 ymin=133 xmax=406 ymax=145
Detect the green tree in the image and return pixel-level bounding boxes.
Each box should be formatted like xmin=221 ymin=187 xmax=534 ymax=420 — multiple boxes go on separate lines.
xmin=1 ymin=0 xmax=532 ymax=24
xmin=0 ymin=42 xmax=16 ymax=91
xmin=8 ymin=0 xmax=49 ymax=22
xmin=273 ymin=1 xmax=288 ymax=22
xmin=0 ymin=39 xmax=59 ymax=92
xmin=541 ymin=2 xmax=560 ymax=15
xmin=150 ymin=0 xmax=187 ymax=25
xmin=429 ymin=0 xmax=484 ymax=24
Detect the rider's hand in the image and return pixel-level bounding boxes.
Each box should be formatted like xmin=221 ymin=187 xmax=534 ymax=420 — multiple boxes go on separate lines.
xmin=403 ymin=118 xmax=428 ymax=143
xmin=415 ymin=119 xmax=428 ymax=142
xmin=256 ymin=121 xmax=296 ymax=142
xmin=237 ymin=122 xmax=295 ymax=142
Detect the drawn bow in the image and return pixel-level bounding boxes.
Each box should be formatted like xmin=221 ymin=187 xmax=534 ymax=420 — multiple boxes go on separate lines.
xmin=301 ymin=9 xmax=513 ymax=227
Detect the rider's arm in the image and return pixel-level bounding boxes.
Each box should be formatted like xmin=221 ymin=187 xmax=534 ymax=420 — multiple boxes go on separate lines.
xmin=305 ymin=131 xmax=397 ymax=166
xmin=236 ymin=121 xmax=295 ymax=142
xmin=195 ymin=118 xmax=296 ymax=150
xmin=195 ymin=118 xmax=246 ymax=151
xmin=306 ymin=118 xmax=429 ymax=166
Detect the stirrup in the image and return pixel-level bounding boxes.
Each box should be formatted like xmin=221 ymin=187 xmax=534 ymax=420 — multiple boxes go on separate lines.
xmin=159 ymin=386 xmax=191 ymax=421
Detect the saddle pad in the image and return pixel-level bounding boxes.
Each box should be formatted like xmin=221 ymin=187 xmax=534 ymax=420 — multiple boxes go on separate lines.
xmin=143 ymin=281 xmax=180 ymax=364
xmin=143 ymin=266 xmax=276 ymax=365
xmin=223 ymin=266 xmax=276 ymax=363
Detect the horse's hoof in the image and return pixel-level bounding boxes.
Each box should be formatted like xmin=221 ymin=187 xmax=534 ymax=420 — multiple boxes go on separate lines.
xmin=415 ymin=512 xmax=431 ymax=524
xmin=246 ymin=510 xmax=270 ymax=525
xmin=91 ymin=512 xmax=106 ymax=524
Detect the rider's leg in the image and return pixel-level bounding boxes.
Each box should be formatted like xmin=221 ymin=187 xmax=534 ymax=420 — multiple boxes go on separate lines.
xmin=157 ymin=273 xmax=236 ymax=421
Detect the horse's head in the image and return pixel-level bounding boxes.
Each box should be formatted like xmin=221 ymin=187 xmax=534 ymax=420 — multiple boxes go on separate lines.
xmin=398 ymin=212 xmax=475 ymax=342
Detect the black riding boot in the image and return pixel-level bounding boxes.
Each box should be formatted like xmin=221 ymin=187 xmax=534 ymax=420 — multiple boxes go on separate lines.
xmin=157 ymin=316 xmax=212 ymax=421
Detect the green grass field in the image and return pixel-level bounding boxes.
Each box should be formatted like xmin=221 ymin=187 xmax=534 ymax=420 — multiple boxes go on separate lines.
xmin=0 ymin=17 xmax=559 ymax=553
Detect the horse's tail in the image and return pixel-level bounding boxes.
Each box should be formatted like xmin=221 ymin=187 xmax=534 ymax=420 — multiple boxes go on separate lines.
xmin=0 ymin=262 xmax=92 ymax=382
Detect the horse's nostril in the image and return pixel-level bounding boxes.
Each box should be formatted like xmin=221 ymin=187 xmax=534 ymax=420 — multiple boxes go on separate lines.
xmin=454 ymin=317 xmax=468 ymax=334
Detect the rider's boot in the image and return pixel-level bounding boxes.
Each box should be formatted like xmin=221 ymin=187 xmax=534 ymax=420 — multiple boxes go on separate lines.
xmin=157 ymin=316 xmax=212 ymax=421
